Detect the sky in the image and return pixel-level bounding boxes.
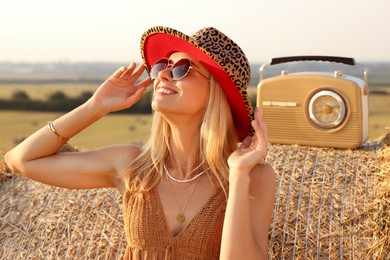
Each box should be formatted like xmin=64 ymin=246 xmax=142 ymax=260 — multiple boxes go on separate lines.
xmin=1 ymin=0 xmax=389 ymax=63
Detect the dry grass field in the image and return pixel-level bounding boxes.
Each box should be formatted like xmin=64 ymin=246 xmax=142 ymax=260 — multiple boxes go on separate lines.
xmin=0 ymin=111 xmax=152 ymax=154
xmin=1 ymin=86 xmax=390 ymax=154
xmin=1 ymin=83 xmax=389 ymax=153
xmin=0 ymin=82 xmax=99 ymax=100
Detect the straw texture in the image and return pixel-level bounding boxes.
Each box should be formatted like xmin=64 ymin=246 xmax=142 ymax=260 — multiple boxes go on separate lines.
xmin=1 ymin=140 xmax=389 ymax=259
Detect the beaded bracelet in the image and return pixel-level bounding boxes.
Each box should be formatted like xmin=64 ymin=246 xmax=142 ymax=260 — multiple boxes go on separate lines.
xmin=47 ymin=121 xmax=69 ymax=144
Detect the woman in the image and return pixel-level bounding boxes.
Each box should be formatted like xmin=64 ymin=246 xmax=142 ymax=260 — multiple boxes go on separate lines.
xmin=5 ymin=26 xmax=276 ymax=259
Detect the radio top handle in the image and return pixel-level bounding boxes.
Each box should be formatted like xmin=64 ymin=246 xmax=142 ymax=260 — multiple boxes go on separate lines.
xmin=270 ymin=56 xmax=356 ymax=66
xmin=259 ymin=55 xmax=367 ymax=87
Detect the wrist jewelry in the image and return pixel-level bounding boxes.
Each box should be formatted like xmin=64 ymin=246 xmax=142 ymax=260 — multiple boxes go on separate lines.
xmin=47 ymin=121 xmax=69 ymax=144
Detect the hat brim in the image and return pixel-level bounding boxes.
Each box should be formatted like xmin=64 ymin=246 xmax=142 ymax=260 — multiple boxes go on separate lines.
xmin=141 ymin=27 xmax=251 ymax=140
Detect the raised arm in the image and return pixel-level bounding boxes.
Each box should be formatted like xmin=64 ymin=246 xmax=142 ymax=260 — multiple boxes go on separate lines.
xmin=4 ymin=63 xmax=152 ymax=190
xmin=221 ymin=107 xmax=276 ymax=259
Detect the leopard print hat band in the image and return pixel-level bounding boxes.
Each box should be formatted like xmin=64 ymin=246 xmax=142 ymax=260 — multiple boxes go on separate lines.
xmin=140 ymin=26 xmax=254 ymax=140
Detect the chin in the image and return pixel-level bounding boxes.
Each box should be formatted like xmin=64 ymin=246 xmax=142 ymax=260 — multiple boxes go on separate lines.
xmin=152 ymin=99 xmax=205 ymax=116
xmin=151 ymin=100 xmax=174 ymax=114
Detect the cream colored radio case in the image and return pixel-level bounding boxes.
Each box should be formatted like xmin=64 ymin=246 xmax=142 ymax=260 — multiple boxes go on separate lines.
xmin=257 ymin=56 xmax=369 ymax=149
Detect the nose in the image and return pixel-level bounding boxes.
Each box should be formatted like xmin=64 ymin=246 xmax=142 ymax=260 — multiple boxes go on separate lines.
xmin=157 ymin=64 xmax=174 ymax=81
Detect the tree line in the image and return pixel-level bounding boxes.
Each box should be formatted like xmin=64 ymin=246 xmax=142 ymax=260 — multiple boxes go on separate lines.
xmin=0 ymin=90 xmax=153 ymax=114
xmin=0 ymin=89 xmax=258 ymax=114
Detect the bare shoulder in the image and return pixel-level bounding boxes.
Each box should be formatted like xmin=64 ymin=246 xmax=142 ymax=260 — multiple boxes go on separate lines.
xmin=100 ymin=144 xmax=142 ymax=177
xmin=102 ymin=144 xmax=142 ymax=169
xmin=96 ymin=143 xmax=142 ymax=191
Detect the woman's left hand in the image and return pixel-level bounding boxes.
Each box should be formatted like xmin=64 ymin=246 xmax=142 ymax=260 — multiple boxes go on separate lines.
xmin=228 ymin=107 xmax=268 ymax=173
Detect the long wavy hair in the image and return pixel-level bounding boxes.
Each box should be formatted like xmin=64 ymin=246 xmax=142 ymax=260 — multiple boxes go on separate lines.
xmin=122 ymin=76 xmax=238 ymax=194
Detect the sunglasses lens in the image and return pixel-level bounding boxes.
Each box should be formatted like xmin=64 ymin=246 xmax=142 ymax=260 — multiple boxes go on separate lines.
xmin=150 ymin=58 xmax=168 ymax=79
xmin=171 ymin=59 xmax=190 ymax=80
xmin=150 ymin=58 xmax=191 ymax=80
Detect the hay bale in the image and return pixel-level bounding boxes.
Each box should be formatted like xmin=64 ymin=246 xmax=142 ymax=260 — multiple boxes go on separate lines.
xmin=0 ymin=162 xmax=13 ymax=186
xmin=266 ymin=142 xmax=389 ymax=259
xmin=365 ymin=145 xmax=390 ymax=259
xmin=0 ymin=142 xmax=389 ymax=259
xmin=0 ymin=179 xmax=125 ymax=259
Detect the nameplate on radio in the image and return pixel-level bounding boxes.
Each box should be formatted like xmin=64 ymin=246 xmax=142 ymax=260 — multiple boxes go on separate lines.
xmin=262 ymin=101 xmax=298 ymax=107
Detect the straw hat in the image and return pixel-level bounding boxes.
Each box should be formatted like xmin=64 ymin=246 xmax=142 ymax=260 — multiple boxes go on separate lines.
xmin=140 ymin=26 xmax=254 ymax=140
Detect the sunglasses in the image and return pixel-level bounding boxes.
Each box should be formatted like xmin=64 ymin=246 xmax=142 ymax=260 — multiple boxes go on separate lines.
xmin=149 ymin=58 xmax=209 ymax=81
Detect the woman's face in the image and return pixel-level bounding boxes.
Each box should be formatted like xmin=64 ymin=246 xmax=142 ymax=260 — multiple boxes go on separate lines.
xmin=151 ymin=52 xmax=210 ymax=118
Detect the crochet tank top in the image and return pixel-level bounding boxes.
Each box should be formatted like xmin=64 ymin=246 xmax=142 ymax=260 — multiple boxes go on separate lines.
xmin=122 ymin=186 xmax=226 ymax=259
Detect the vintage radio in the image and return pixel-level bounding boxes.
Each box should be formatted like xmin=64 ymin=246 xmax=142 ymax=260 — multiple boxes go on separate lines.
xmin=257 ymin=56 xmax=369 ymax=149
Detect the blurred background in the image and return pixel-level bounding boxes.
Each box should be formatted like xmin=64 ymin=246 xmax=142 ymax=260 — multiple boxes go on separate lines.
xmin=1 ymin=0 xmax=389 ymax=152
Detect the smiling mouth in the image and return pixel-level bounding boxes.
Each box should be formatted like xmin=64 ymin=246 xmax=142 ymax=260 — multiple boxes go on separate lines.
xmin=156 ymin=87 xmax=177 ymax=95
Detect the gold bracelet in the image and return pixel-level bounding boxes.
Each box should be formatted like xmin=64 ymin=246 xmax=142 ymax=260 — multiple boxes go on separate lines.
xmin=47 ymin=121 xmax=69 ymax=144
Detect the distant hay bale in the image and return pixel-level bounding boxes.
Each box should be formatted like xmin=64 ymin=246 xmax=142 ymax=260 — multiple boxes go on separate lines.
xmin=0 ymin=140 xmax=389 ymax=259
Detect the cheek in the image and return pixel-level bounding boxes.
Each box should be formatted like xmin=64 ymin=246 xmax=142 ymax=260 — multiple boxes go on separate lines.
xmin=182 ymin=87 xmax=209 ymax=109
xmin=200 ymin=89 xmax=210 ymax=109
xmin=196 ymin=85 xmax=210 ymax=108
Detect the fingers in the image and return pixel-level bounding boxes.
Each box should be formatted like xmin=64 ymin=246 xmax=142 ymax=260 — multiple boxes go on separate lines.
xmin=122 ymin=63 xmax=138 ymax=79
xmin=251 ymin=119 xmax=263 ymax=147
xmin=112 ymin=66 xmax=128 ymax=78
xmin=111 ymin=63 xmax=151 ymax=92
xmin=239 ymin=136 xmax=252 ymax=150
xmin=128 ymin=77 xmax=152 ymax=96
xmin=124 ymin=84 xmax=150 ymax=107
xmin=136 ymin=77 xmax=153 ymax=89
xmin=251 ymin=107 xmax=268 ymax=155
xmin=113 ymin=62 xmax=146 ymax=81
xmin=131 ymin=63 xmax=147 ymax=79
xmin=118 ymin=63 xmax=137 ymax=79
xmin=254 ymin=107 xmax=268 ymax=141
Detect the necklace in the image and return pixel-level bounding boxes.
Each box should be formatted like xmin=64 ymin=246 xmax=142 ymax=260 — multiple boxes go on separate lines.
xmin=169 ymin=180 xmax=193 ymax=190
xmin=164 ymin=163 xmax=206 ymax=183
xmin=166 ymin=173 xmax=201 ymax=223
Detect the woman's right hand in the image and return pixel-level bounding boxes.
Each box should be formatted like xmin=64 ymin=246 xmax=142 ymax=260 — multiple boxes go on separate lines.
xmin=90 ymin=63 xmax=152 ymax=114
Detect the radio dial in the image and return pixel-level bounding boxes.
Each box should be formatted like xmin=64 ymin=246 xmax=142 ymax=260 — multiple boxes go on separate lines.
xmin=308 ymin=90 xmax=346 ymax=128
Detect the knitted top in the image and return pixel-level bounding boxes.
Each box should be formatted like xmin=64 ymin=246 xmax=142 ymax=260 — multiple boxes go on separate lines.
xmin=122 ymin=186 xmax=226 ymax=259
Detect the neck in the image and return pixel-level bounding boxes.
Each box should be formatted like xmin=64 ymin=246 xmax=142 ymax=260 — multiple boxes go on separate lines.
xmin=165 ymin=115 xmax=203 ymax=179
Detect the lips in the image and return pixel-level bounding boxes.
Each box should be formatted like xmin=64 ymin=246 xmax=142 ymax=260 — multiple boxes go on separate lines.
xmin=155 ymin=86 xmax=178 ymax=95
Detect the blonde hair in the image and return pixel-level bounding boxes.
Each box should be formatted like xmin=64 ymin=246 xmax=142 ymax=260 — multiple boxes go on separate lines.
xmin=122 ymin=76 xmax=238 ymax=194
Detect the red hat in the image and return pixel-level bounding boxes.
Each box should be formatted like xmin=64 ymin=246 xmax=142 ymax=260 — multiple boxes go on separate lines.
xmin=140 ymin=26 xmax=254 ymax=140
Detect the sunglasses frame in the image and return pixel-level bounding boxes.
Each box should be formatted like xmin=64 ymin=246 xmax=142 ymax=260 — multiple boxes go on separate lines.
xmin=150 ymin=57 xmax=209 ymax=81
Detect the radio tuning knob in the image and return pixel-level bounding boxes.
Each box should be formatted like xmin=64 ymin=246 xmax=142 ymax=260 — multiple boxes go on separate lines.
xmin=308 ymin=90 xmax=346 ymax=129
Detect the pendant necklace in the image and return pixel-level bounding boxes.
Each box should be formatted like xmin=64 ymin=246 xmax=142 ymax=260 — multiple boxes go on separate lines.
xmin=165 ymin=170 xmax=202 ymax=223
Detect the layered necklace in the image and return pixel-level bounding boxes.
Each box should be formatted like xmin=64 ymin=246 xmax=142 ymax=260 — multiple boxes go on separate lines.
xmin=164 ymin=163 xmax=206 ymax=223
xmin=164 ymin=164 xmax=206 ymax=183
